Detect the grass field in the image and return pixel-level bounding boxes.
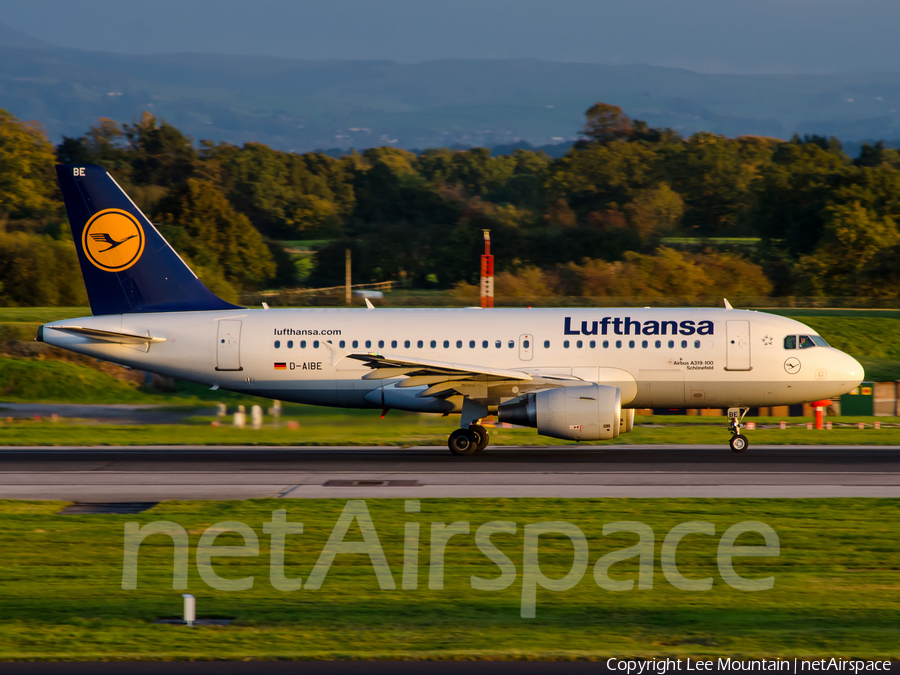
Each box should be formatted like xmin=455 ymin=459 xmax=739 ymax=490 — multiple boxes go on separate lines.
xmin=0 ymin=498 xmax=896 ymax=661
xmin=2 ymin=412 xmax=900 ymax=446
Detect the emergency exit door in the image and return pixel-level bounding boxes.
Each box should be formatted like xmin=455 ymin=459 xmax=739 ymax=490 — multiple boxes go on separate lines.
xmin=725 ymin=320 xmax=751 ymax=371
xmin=519 ymin=334 xmax=533 ymax=361
xmin=216 ymin=320 xmax=243 ymax=371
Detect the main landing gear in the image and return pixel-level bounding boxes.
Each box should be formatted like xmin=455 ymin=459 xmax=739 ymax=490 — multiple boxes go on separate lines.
xmin=448 ymin=424 xmax=490 ymax=456
xmin=727 ymin=407 xmax=750 ymax=453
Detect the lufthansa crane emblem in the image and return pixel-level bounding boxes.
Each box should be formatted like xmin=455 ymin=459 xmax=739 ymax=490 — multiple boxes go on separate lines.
xmin=82 ymin=209 xmax=145 ymax=272
xmin=784 ymin=357 xmax=801 ymax=374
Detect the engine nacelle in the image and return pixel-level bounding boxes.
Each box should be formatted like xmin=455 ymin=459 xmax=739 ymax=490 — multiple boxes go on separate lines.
xmin=498 ymin=384 xmax=621 ymax=441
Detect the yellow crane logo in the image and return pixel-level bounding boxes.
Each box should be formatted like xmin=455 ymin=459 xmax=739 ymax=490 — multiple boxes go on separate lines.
xmin=82 ymin=209 xmax=145 ymax=272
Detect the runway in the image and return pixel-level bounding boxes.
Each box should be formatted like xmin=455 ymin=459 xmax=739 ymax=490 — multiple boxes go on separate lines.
xmin=1 ymin=445 xmax=899 ymax=500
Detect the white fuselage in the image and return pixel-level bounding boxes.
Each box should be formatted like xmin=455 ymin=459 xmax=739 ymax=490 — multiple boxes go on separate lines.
xmin=41 ymin=307 xmax=864 ymax=412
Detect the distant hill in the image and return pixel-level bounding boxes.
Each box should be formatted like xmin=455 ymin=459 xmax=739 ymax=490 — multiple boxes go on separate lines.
xmin=0 ymin=23 xmax=50 ymax=50
xmin=2 ymin=37 xmax=900 ymax=151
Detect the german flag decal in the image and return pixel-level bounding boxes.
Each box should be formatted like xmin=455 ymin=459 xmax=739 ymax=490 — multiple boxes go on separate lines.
xmin=274 ymin=362 xmax=287 ymax=370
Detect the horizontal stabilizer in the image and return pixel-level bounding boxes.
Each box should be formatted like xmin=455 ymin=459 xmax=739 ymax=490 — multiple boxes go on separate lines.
xmin=49 ymin=325 xmax=166 ymax=345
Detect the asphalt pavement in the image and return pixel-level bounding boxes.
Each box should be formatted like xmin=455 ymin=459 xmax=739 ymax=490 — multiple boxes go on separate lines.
xmin=1 ymin=445 xmax=898 ymax=500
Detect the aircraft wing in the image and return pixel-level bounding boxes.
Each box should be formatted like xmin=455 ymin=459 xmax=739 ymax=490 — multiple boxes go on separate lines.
xmin=344 ymin=352 xmax=536 ymax=400
xmin=346 ymin=352 xmax=533 ymax=383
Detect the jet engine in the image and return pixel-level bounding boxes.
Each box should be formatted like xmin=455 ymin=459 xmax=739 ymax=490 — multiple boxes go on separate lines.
xmin=497 ymin=384 xmax=622 ymax=441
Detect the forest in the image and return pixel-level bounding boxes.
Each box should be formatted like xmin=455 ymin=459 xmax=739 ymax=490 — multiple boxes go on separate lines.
xmin=2 ymin=103 xmax=900 ymax=307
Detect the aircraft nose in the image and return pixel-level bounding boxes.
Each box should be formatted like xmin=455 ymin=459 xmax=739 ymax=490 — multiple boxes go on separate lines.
xmin=834 ymin=350 xmax=865 ymax=390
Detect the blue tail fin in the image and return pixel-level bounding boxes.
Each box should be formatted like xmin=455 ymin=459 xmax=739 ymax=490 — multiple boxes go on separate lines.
xmin=56 ymin=165 xmax=241 ymax=315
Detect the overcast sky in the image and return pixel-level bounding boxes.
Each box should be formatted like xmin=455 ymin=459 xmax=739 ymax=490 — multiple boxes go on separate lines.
xmin=2 ymin=0 xmax=899 ymax=74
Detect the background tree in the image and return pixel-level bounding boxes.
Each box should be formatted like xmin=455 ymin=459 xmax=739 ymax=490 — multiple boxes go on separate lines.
xmin=155 ymin=179 xmax=275 ymax=289
xmin=0 ymin=110 xmax=59 ymax=223
xmin=581 ymin=103 xmax=633 ymax=144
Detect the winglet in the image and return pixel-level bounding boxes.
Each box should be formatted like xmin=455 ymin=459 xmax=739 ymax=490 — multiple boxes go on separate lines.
xmin=365 ymin=298 xmax=375 ymax=310
xmin=723 ymin=298 xmax=734 ymax=310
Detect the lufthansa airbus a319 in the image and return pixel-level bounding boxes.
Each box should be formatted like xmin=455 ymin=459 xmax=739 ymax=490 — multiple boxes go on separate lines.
xmin=39 ymin=165 xmax=865 ymax=455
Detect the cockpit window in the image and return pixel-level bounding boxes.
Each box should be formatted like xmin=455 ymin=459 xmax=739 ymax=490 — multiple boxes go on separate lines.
xmin=785 ymin=334 xmax=828 ymax=349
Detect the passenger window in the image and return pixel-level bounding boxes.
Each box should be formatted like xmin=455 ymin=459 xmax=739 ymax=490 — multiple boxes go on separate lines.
xmin=668 ymin=340 xmax=674 ymax=348
xmin=391 ymin=340 xmax=398 ymax=348
xmin=366 ymin=340 xmax=372 ymax=349
xmin=313 ymin=340 xmax=319 ymax=348
xmin=784 ymin=336 xmax=796 ymax=349
xmin=576 ymin=340 xmax=583 ymax=348
xmin=469 ymin=340 xmax=475 ymax=348
xmin=300 ymin=340 xmax=307 ymax=348
xmin=681 ymin=340 xmax=687 ymax=348
xmin=544 ymin=340 xmax=550 ymax=348
xmin=694 ymin=340 xmax=701 ymax=348
xmin=376 ymin=340 xmax=382 ymax=348
xmin=352 ymin=340 xmax=358 ymax=349
xmin=564 ymin=340 xmax=570 ymax=348
xmin=482 ymin=340 xmax=488 ymax=348
xmin=508 ymin=340 xmax=514 ymax=348
xmin=523 ymin=340 xmax=530 ymax=349
xmin=495 ymin=340 xmax=502 ymax=348
xmin=339 ymin=340 xmax=345 ymax=348
xmin=417 ymin=340 xmax=423 ymax=348
xmin=799 ymin=335 xmax=815 ymax=349
xmin=404 ymin=340 xmax=411 ymax=348
xmin=655 ymin=340 xmax=661 ymax=348
xmin=456 ymin=340 xmax=462 ymax=348
xmin=616 ymin=340 xmax=622 ymax=348
xmin=589 ymin=340 xmax=596 ymax=348
xmin=274 ymin=340 xmax=281 ymax=348
xmin=642 ymin=340 xmax=648 ymax=348
xmin=443 ymin=340 xmax=449 ymax=348
xmin=287 ymin=340 xmax=294 ymax=349
xmin=603 ymin=340 xmax=609 ymax=348
xmin=629 ymin=340 xmax=635 ymax=348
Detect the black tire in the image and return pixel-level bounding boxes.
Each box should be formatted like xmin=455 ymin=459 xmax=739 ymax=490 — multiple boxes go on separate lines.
xmin=470 ymin=424 xmax=490 ymax=452
xmin=448 ymin=428 xmax=478 ymax=456
xmin=729 ymin=434 xmax=749 ymax=453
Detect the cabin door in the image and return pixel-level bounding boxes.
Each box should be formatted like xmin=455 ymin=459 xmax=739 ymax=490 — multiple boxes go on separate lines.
xmin=216 ymin=320 xmax=243 ymax=371
xmin=725 ymin=320 xmax=751 ymax=371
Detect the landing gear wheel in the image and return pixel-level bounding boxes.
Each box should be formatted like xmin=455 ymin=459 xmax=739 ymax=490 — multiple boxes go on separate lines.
xmin=470 ymin=424 xmax=490 ymax=452
xmin=727 ymin=407 xmax=751 ymax=454
xmin=448 ymin=428 xmax=478 ymax=456
xmin=730 ymin=434 xmax=749 ymax=453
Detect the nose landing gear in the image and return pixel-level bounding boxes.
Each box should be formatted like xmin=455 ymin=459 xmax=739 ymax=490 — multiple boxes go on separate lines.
xmin=727 ymin=407 xmax=750 ymax=453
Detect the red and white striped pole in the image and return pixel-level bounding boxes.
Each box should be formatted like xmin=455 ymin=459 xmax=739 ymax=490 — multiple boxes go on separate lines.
xmin=480 ymin=229 xmax=494 ymax=309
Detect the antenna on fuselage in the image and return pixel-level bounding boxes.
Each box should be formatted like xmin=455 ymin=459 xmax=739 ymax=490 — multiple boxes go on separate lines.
xmin=723 ymin=298 xmax=734 ymax=310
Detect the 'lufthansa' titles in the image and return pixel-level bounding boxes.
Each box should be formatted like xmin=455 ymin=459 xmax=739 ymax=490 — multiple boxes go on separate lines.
xmin=564 ymin=316 xmax=714 ymax=336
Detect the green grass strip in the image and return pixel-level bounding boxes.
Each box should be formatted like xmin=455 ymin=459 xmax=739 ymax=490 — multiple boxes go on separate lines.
xmin=0 ymin=498 xmax=897 ymax=660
